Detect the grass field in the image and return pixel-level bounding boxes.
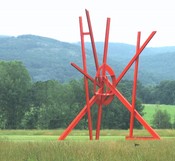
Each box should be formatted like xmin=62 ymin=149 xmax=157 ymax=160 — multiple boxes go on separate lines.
xmin=1 ymin=129 xmax=175 ymax=161
xmin=1 ymin=104 xmax=175 ymax=161
xmin=143 ymin=104 xmax=175 ymax=125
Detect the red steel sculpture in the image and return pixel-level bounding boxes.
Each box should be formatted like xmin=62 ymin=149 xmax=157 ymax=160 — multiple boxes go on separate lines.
xmin=58 ymin=9 xmax=160 ymax=140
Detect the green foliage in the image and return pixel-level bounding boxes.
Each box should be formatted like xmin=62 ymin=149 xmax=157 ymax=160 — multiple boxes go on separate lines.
xmin=0 ymin=61 xmax=32 ymax=129
xmin=0 ymin=60 xmax=145 ymax=129
xmin=20 ymin=106 xmax=40 ymax=129
xmin=152 ymin=109 xmax=172 ymax=129
xmin=20 ymin=79 xmax=88 ymax=129
xmin=139 ymin=80 xmax=175 ymax=105
xmin=0 ymin=113 xmax=7 ymax=129
xmin=0 ymin=59 xmax=145 ymax=130
xmin=155 ymin=80 xmax=175 ymax=104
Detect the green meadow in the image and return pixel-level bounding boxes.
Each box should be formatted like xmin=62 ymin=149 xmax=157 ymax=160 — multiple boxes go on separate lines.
xmin=143 ymin=104 xmax=175 ymax=125
xmin=1 ymin=104 xmax=175 ymax=161
xmin=1 ymin=139 xmax=175 ymax=161
xmin=1 ymin=129 xmax=175 ymax=161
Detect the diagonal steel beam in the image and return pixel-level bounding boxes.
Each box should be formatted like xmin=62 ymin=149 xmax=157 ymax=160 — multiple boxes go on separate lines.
xmin=58 ymin=94 xmax=98 ymax=140
xmin=115 ymin=31 xmax=156 ymax=85
xmin=104 ymin=78 xmax=160 ymax=139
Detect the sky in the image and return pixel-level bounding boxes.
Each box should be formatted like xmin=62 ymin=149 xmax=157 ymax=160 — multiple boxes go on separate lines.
xmin=0 ymin=0 xmax=175 ymax=47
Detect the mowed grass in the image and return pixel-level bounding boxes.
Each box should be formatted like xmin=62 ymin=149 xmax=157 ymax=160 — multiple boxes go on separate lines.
xmin=1 ymin=129 xmax=175 ymax=161
xmin=143 ymin=104 xmax=175 ymax=125
xmin=1 ymin=129 xmax=175 ymax=142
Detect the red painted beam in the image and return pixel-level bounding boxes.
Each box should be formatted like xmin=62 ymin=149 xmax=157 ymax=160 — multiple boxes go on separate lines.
xmin=104 ymin=78 xmax=160 ymax=139
xmin=58 ymin=95 xmax=98 ymax=140
xmin=115 ymin=31 xmax=156 ymax=85
xmin=129 ymin=32 xmax=141 ymax=138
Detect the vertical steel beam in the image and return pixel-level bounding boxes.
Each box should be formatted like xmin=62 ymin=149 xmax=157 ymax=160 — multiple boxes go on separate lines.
xmin=129 ymin=32 xmax=141 ymax=138
xmin=96 ymin=102 xmax=103 ymax=140
xmin=115 ymin=31 xmax=156 ymax=85
xmin=103 ymin=18 xmax=111 ymax=65
xmin=102 ymin=18 xmax=110 ymax=76
xmin=85 ymin=9 xmax=99 ymax=71
xmin=58 ymin=95 xmax=98 ymax=140
xmin=96 ymin=17 xmax=110 ymax=140
xmin=79 ymin=16 xmax=93 ymax=140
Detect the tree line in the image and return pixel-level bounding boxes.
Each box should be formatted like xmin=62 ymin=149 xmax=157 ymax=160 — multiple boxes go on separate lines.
xmin=138 ymin=80 xmax=175 ymax=105
xmin=0 ymin=60 xmax=175 ymax=129
xmin=0 ymin=61 xmax=145 ymax=129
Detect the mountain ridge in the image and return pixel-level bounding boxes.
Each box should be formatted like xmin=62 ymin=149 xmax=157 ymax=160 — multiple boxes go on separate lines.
xmin=0 ymin=34 xmax=174 ymax=85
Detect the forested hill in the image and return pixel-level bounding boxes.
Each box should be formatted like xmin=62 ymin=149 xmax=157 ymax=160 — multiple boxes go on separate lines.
xmin=84 ymin=42 xmax=175 ymax=84
xmin=0 ymin=34 xmax=175 ymax=85
xmin=0 ymin=35 xmax=86 ymax=82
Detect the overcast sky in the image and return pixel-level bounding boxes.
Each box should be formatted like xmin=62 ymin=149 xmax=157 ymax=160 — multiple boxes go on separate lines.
xmin=0 ymin=0 xmax=175 ymax=47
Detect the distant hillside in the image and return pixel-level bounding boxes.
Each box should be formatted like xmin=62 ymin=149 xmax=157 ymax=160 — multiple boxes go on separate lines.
xmin=0 ymin=35 xmax=175 ymax=85
xmin=84 ymin=42 xmax=175 ymax=84
xmin=0 ymin=35 xmax=91 ymax=82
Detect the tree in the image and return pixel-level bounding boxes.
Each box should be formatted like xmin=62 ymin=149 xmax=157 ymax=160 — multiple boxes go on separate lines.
xmin=20 ymin=105 xmax=40 ymax=129
xmin=24 ymin=79 xmax=86 ymax=129
xmin=137 ymin=80 xmax=175 ymax=105
xmin=152 ymin=109 xmax=172 ymax=129
xmin=137 ymin=84 xmax=157 ymax=104
xmin=0 ymin=61 xmax=32 ymax=129
xmin=156 ymin=81 xmax=175 ymax=105
xmin=12 ymin=76 xmax=145 ymax=129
